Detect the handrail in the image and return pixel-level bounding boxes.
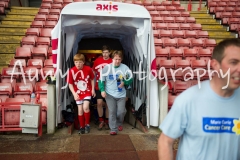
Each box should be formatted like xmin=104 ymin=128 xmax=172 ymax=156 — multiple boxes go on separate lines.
xmin=188 ymin=0 xmax=192 ymax=11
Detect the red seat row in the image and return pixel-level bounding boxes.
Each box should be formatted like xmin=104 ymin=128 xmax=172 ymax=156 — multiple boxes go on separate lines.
xmin=152 ymin=17 xmax=195 ymax=23
xmin=153 ymin=30 xmax=209 ymax=39
xmin=149 ymin=10 xmax=190 ymax=17
xmin=153 ymin=23 xmax=202 ymax=30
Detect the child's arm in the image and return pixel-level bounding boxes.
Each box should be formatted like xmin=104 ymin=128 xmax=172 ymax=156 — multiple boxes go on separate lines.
xmin=91 ymin=79 xmax=96 ymax=97
xmin=69 ymin=84 xmax=79 ymax=100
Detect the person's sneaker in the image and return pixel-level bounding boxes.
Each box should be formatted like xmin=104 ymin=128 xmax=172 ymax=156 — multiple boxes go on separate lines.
xmin=78 ymin=128 xmax=85 ymax=134
xmin=85 ymin=125 xmax=90 ymax=134
xmin=98 ymin=121 xmax=104 ymax=131
xmin=110 ymin=131 xmax=117 ymax=135
xmin=118 ymin=126 xmax=123 ymax=131
xmin=105 ymin=124 xmax=110 ymax=130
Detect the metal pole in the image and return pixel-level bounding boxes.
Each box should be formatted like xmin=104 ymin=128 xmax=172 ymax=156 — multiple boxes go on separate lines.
xmin=198 ymin=0 xmax=202 ymax=11
xmin=18 ymin=0 xmax=22 ymax=7
xmin=188 ymin=0 xmax=192 ymax=11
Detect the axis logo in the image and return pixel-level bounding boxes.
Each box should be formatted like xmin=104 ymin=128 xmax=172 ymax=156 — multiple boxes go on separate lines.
xmin=96 ymin=3 xmax=118 ymax=12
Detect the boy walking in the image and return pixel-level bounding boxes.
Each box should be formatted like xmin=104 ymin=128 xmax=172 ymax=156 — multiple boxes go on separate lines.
xmin=67 ymin=53 xmax=96 ymax=134
xmin=93 ymin=45 xmax=112 ymax=130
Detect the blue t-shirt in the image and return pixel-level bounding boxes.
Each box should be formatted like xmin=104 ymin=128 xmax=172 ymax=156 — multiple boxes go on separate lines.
xmin=160 ymin=80 xmax=240 ymax=160
xmin=101 ymin=63 xmax=132 ymax=98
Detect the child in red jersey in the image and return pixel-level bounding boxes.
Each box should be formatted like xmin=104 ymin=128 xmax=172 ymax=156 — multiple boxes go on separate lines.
xmin=67 ymin=53 xmax=96 ymax=134
xmin=92 ymin=45 xmax=112 ymax=130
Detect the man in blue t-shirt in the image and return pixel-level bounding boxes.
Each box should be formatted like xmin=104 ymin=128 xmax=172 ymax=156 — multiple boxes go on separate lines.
xmin=158 ymin=38 xmax=240 ymax=160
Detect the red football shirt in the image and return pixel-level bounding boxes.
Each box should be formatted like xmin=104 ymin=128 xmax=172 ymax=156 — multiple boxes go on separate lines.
xmin=92 ymin=57 xmax=112 ymax=90
xmin=67 ymin=65 xmax=94 ymax=100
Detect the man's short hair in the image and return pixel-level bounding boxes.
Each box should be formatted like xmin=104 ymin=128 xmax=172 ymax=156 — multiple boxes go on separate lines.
xmin=213 ymin=38 xmax=240 ymax=63
xmin=102 ymin=45 xmax=111 ymax=52
xmin=112 ymin=50 xmax=123 ymax=59
xmin=73 ymin=53 xmax=85 ymax=62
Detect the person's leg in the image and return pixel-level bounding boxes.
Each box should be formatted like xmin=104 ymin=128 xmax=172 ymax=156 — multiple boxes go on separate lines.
xmin=116 ymin=97 xmax=127 ymax=131
xmin=96 ymin=90 xmax=105 ymax=130
xmin=103 ymin=100 xmax=109 ymax=130
xmin=105 ymin=94 xmax=117 ymax=133
xmin=83 ymin=97 xmax=91 ymax=133
xmin=76 ymin=100 xmax=85 ymax=134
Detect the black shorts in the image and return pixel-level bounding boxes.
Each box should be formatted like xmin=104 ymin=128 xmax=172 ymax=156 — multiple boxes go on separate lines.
xmin=95 ymin=90 xmax=106 ymax=101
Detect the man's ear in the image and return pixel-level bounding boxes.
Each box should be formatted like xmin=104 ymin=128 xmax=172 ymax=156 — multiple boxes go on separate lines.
xmin=211 ymin=59 xmax=220 ymax=71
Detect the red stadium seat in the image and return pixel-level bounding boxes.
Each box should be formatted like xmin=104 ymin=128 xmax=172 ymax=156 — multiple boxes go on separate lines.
xmin=168 ymin=94 xmax=177 ymax=109
xmin=31 ymin=21 xmax=44 ymax=28
xmin=47 ymin=14 xmax=59 ymax=21
xmin=175 ymin=60 xmax=190 ymax=69
xmin=183 ymin=48 xmax=198 ymax=61
xmin=177 ymin=38 xmax=190 ymax=48
xmin=208 ymin=2 xmax=217 ymax=13
xmin=170 ymin=11 xmax=180 ymax=17
xmin=161 ymin=1 xmax=171 ymax=6
xmin=155 ymin=6 xmax=166 ymax=11
xmin=39 ymin=28 xmax=52 ymax=38
xmin=0 ymin=83 xmax=12 ymax=102
xmin=191 ymin=38 xmax=204 ymax=47
xmin=179 ymin=23 xmax=191 ymax=30
xmin=204 ymin=39 xmax=216 ymax=48
xmin=53 ymin=0 xmax=63 ymax=4
xmin=13 ymin=83 xmax=33 ymax=102
xmin=172 ymin=30 xmax=184 ymax=38
xmin=157 ymin=59 xmax=175 ymax=69
xmin=191 ymin=23 xmax=202 ymax=30
xmin=152 ymin=0 xmax=161 ymax=6
xmin=51 ymin=3 xmax=63 ymax=9
xmin=174 ymin=80 xmax=190 ymax=94
xmin=26 ymin=28 xmax=39 ymax=36
xmin=154 ymin=39 xmax=163 ymax=47
xmin=133 ymin=0 xmax=143 ymax=5
xmin=34 ymin=14 xmax=47 ymax=21
xmin=149 ymin=11 xmax=159 ymax=17
xmin=172 ymin=1 xmax=180 ymax=7
xmin=15 ymin=47 xmax=31 ymax=60
xmin=169 ymin=48 xmax=183 ymax=60
xmin=143 ymin=0 xmax=152 ymax=6
xmin=31 ymin=47 xmax=48 ymax=60
xmin=49 ymin=9 xmax=61 ymax=15
xmin=153 ymin=30 xmax=160 ymax=38
xmin=44 ymin=59 xmax=53 ymax=68
xmin=145 ymin=6 xmax=155 ymax=11
xmin=159 ymin=11 xmax=170 ymax=17
xmin=224 ymin=7 xmax=234 ymax=12
xmin=198 ymin=48 xmax=212 ymax=58
xmin=38 ymin=9 xmax=49 ymax=15
xmin=152 ymin=17 xmax=164 ymax=23
xmin=176 ymin=6 xmax=185 ymax=11
xmin=42 ymin=0 xmax=53 ymax=3
xmin=184 ymin=30 xmax=197 ymax=38
xmin=21 ymin=36 xmax=36 ymax=46
xmin=167 ymin=23 xmax=179 ymax=30
xmin=163 ymin=38 xmax=177 ymax=47
xmin=44 ymin=20 xmax=57 ymax=28
xmin=156 ymin=23 xmax=167 ymax=30
xmin=175 ymin=17 xmax=185 ymax=23
xmin=41 ymin=3 xmax=51 ymax=9
xmin=163 ymin=17 xmax=175 ymax=23
xmin=197 ymin=31 xmax=209 ymax=38
xmin=159 ymin=30 xmax=172 ymax=38
xmin=166 ymin=6 xmax=176 ymax=11
xmin=41 ymin=67 xmax=55 ymax=79
xmin=185 ymin=17 xmax=196 ymax=23
xmin=191 ymin=60 xmax=207 ymax=69
xmin=155 ymin=48 xmax=169 ymax=58
xmin=36 ymin=37 xmax=51 ymax=46
xmin=27 ymin=59 xmax=43 ymax=69
xmin=9 ymin=59 xmax=26 ymax=68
